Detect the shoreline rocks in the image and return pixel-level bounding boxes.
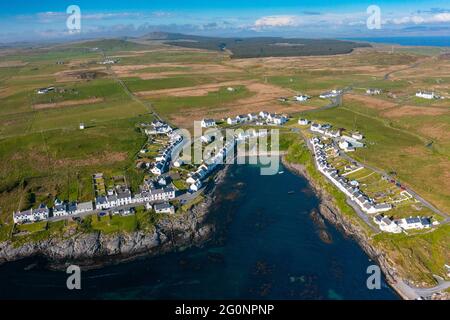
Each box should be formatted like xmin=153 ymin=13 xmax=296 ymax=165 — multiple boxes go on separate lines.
xmin=281 ymin=157 xmax=408 ymax=299
xmin=0 ymin=165 xmax=231 ymax=270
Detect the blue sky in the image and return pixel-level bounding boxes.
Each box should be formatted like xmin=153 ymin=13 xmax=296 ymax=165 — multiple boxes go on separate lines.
xmin=1 ymin=1 xmax=449 ymax=42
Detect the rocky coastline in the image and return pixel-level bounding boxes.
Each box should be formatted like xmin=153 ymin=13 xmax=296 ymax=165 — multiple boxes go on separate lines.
xmin=280 ymin=157 xmax=412 ymax=300
xmin=0 ymin=165 xmax=231 ymax=270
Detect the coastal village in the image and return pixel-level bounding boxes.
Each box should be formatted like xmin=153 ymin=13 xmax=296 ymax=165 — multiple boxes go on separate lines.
xmin=13 ymin=86 xmax=446 ymax=240
xmin=12 ymin=108 xmax=291 ymax=225
xmin=300 ymin=118 xmax=442 ymax=234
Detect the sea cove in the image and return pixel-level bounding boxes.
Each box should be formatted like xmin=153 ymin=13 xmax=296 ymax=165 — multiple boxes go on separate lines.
xmin=0 ymin=160 xmax=398 ymax=300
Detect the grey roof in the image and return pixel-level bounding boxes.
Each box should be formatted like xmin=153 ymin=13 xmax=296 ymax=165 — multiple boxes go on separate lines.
xmin=374 ymin=203 xmax=391 ymax=210
xmin=96 ymin=196 xmax=108 ymax=204
xmin=154 ymin=202 xmax=173 ymax=211
xmin=117 ymin=190 xmax=131 ymax=199
xmin=78 ymin=201 xmax=93 ymax=210
xmin=406 ymin=217 xmax=421 ymax=224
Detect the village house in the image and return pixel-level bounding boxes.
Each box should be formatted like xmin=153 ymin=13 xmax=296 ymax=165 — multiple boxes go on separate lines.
xmin=247 ymin=113 xmax=259 ymax=121
xmin=338 ymin=140 xmax=355 ymax=152
xmin=396 ymin=217 xmax=432 ymax=230
xmin=373 ymin=215 xmax=402 ymax=233
xmin=416 ymin=90 xmax=437 ymax=99
xmin=95 ymin=196 xmax=110 ymax=210
xmin=154 ymin=202 xmax=175 ymax=214
xmin=201 ymin=119 xmax=216 ymax=128
xmin=151 ymin=161 xmax=166 ymax=176
xmin=366 ymin=88 xmax=382 ymax=95
xmin=116 ymin=188 xmax=133 ymax=206
xmin=76 ymin=201 xmax=94 ymax=214
xmin=227 ymin=117 xmax=238 ymax=125
xmin=13 ymin=204 xmax=49 ymax=224
xmin=259 ymin=111 xmax=269 ymax=119
xmin=236 ymin=114 xmax=249 ymax=123
xmin=190 ymin=179 xmax=202 ymax=192
xmin=67 ymin=202 xmax=78 ymax=215
xmin=271 ymin=115 xmax=288 ymax=125
xmin=298 ymin=118 xmax=310 ymax=126
xmin=53 ymin=200 xmax=68 ymax=217
xmin=36 ymin=86 xmax=55 ymax=94
xmin=319 ymin=89 xmax=342 ymax=99
xmin=294 ymin=94 xmax=310 ymax=102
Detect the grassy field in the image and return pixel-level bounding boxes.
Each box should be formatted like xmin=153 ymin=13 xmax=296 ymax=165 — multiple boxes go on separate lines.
xmin=0 ymin=37 xmax=449 ymax=287
xmin=301 ymin=99 xmax=450 ymax=214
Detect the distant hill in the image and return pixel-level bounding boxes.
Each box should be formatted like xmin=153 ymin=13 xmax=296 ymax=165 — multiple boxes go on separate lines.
xmin=141 ymin=32 xmax=371 ymax=58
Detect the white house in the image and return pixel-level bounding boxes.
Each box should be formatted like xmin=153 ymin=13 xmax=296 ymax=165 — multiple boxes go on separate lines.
xmin=416 ymin=91 xmax=436 ymax=100
xmin=310 ymin=123 xmax=324 ymax=134
xmin=366 ymin=88 xmax=381 ymax=95
xmin=396 ymin=217 xmax=432 ymax=230
xmin=13 ymin=204 xmax=50 ymax=224
xmin=79 ymin=123 xmax=85 ymax=130
xmin=247 ymin=113 xmax=259 ymax=121
xmin=324 ymin=129 xmax=341 ymax=138
xmin=190 ymin=179 xmax=202 ymax=192
xmin=201 ymin=119 xmax=216 ymax=128
xmin=53 ymin=202 xmax=68 ymax=217
xmin=294 ymin=94 xmax=310 ymax=102
xmin=116 ymin=189 xmax=132 ymax=206
xmin=95 ymin=196 xmax=110 ymax=210
xmin=236 ymin=114 xmax=249 ymax=123
xmin=320 ymin=89 xmax=341 ymax=99
xmin=227 ymin=117 xmax=238 ymax=125
xmin=259 ymin=111 xmax=269 ymax=119
xmin=272 ymin=115 xmax=288 ymax=125
xmin=338 ymin=140 xmax=355 ymax=152
xmin=154 ymin=202 xmax=175 ymax=214
xmin=373 ymin=215 xmax=402 ymax=233
xmin=148 ymin=187 xmax=176 ymax=202
xmin=151 ymin=162 xmax=166 ymax=176
xmin=76 ymin=201 xmax=94 ymax=214
xmin=298 ymin=118 xmax=310 ymax=126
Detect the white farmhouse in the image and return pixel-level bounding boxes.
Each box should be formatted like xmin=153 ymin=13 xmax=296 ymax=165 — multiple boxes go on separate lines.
xmin=227 ymin=117 xmax=238 ymax=125
xmin=416 ymin=91 xmax=437 ymax=99
xmin=366 ymin=88 xmax=381 ymax=95
xmin=201 ymin=119 xmax=216 ymax=128
xmin=298 ymin=118 xmax=310 ymax=126
xmin=294 ymin=95 xmax=310 ymax=102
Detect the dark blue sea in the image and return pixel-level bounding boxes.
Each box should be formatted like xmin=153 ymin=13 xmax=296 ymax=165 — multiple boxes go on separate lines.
xmin=0 ymin=161 xmax=398 ymax=299
xmin=345 ymin=36 xmax=450 ymax=47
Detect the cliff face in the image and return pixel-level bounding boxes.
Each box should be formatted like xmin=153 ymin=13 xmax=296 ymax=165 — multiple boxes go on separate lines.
xmin=0 ymin=198 xmax=215 ymax=267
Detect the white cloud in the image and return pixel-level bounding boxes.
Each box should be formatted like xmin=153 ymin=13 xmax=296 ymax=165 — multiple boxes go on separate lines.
xmin=254 ymin=15 xmax=301 ymax=28
xmin=432 ymin=13 xmax=450 ymax=22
